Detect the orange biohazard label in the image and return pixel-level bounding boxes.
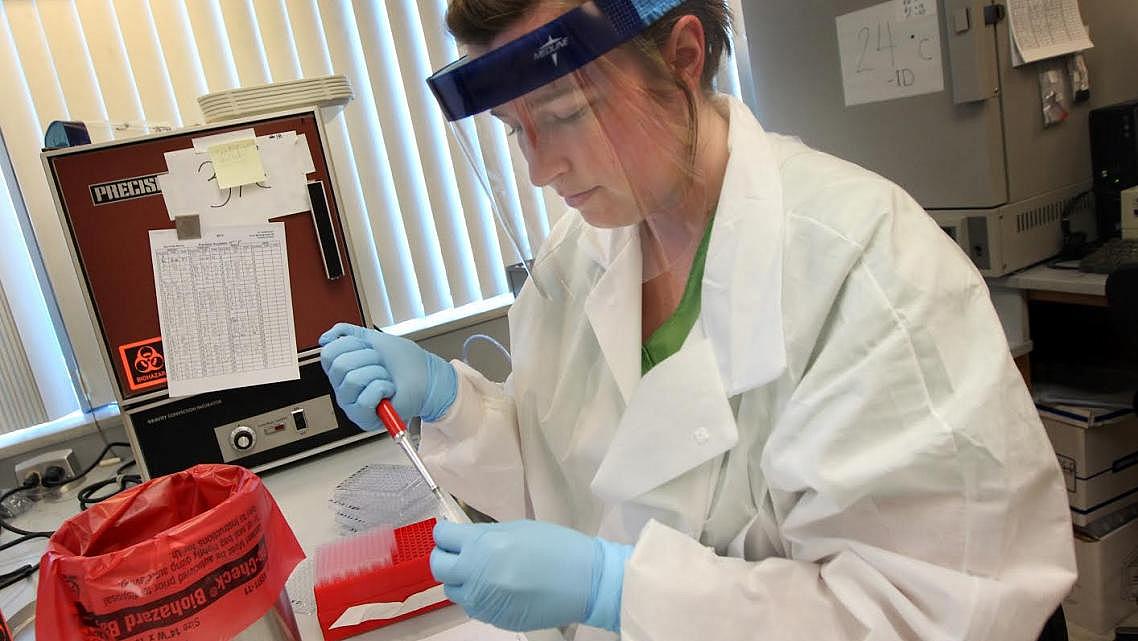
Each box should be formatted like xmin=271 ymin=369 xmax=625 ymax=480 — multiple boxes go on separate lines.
xmin=118 ymin=337 xmax=167 ymax=391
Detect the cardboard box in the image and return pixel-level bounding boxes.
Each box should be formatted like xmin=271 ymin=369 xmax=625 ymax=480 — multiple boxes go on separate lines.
xmin=1040 ymin=403 xmax=1133 ymax=429
xmin=1042 ymin=412 xmax=1138 ymax=527
xmin=1064 ymin=515 xmax=1138 ymax=633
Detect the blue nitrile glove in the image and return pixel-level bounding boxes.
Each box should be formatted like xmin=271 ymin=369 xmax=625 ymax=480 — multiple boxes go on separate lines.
xmin=429 ymin=519 xmax=633 ymax=633
xmin=319 ymin=323 xmax=458 ymax=430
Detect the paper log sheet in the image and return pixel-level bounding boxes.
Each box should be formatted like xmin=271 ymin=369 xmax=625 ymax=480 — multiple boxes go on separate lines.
xmin=150 ymin=224 xmax=300 ymax=397
xmin=1006 ymin=0 xmax=1093 ymax=66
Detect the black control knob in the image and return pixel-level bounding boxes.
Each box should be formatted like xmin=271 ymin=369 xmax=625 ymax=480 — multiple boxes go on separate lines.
xmin=230 ymin=426 xmax=256 ymax=451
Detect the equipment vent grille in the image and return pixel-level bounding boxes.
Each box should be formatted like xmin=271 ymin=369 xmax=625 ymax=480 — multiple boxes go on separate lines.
xmin=1016 ymin=201 xmax=1063 ymax=233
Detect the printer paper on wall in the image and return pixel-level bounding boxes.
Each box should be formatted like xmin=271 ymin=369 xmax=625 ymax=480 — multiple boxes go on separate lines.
xmin=835 ymin=0 xmax=945 ymax=107
xmin=1006 ymin=0 xmax=1093 ymax=67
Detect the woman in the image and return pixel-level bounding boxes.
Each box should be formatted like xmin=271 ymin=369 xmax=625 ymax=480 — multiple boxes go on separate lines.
xmin=319 ymin=1 xmax=1076 ymax=639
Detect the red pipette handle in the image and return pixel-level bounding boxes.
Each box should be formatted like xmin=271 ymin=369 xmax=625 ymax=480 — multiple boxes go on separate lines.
xmin=377 ymin=399 xmax=407 ymax=439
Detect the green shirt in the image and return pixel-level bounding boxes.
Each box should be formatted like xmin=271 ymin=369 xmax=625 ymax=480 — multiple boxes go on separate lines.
xmin=641 ymin=215 xmax=715 ymax=374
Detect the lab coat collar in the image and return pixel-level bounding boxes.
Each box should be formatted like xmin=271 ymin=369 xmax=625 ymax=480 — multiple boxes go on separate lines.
xmin=591 ymin=325 xmax=737 ymax=504
xmin=583 ymin=226 xmax=641 ymax=403
xmin=703 ymin=95 xmax=788 ymax=396
xmin=580 ymin=95 xmax=787 ymax=400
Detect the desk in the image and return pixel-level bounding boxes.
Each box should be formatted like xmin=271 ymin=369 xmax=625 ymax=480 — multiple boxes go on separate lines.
xmin=996 ymin=263 xmax=1108 ymax=304
xmin=0 ymin=438 xmax=547 ymax=641
xmin=989 ymin=264 xmax=1110 ymax=386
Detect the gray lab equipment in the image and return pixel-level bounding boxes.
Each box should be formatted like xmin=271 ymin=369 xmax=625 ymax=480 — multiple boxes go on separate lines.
xmin=742 ymin=0 xmax=1138 ymax=275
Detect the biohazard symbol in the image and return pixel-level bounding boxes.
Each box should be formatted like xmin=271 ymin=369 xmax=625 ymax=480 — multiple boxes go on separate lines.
xmin=119 ymin=337 xmax=167 ymax=391
xmin=133 ymin=345 xmax=164 ymax=374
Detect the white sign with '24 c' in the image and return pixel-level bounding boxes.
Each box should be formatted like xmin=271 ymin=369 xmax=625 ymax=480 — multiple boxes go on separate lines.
xmin=836 ymin=0 xmax=945 ymax=107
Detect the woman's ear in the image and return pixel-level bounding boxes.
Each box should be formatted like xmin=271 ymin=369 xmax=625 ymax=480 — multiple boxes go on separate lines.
xmin=663 ymin=15 xmax=708 ymax=92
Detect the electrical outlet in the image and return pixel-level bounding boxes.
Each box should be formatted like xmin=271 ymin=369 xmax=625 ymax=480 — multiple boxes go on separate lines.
xmin=14 ymin=448 xmax=80 ymax=488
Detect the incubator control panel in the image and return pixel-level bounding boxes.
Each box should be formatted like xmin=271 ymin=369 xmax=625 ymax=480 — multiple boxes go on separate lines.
xmin=214 ymin=396 xmax=337 ymax=463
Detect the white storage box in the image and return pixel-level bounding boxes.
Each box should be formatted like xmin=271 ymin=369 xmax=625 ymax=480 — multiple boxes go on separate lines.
xmin=1041 ymin=410 xmax=1138 ymax=527
xmin=1064 ymin=515 xmax=1138 ymax=633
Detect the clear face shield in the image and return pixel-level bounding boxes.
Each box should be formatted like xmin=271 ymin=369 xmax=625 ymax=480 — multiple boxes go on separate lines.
xmin=428 ymin=0 xmax=716 ymax=300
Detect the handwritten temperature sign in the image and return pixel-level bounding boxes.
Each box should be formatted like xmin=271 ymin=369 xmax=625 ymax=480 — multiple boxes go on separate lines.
xmin=836 ymin=0 xmax=945 ymax=107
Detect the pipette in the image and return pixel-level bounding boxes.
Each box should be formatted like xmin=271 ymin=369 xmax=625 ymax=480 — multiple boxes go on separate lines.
xmin=376 ymin=399 xmax=469 ymax=523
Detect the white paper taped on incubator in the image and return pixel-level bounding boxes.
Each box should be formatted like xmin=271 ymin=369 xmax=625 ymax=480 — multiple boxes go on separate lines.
xmin=1006 ymin=0 xmax=1093 ymax=67
xmin=149 ymin=223 xmax=300 ymax=397
xmin=835 ymin=0 xmax=945 ymax=107
xmin=159 ymin=131 xmax=316 ymax=226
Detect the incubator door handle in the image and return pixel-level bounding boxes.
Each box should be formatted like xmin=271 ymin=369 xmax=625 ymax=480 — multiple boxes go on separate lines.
xmin=944 ymin=0 xmax=1000 ymax=104
xmin=308 ymin=180 xmax=345 ymax=280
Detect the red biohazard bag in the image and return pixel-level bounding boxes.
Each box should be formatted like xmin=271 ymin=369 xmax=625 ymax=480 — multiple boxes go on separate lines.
xmin=0 ymin=608 xmax=12 ymax=641
xmin=37 ymin=464 xmax=304 ymax=641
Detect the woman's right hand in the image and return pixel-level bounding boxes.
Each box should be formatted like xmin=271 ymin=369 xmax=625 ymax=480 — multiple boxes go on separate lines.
xmin=319 ymin=323 xmax=458 ymax=431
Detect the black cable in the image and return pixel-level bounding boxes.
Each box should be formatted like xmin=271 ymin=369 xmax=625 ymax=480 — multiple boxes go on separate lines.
xmin=0 ymin=533 xmax=48 ymax=553
xmin=0 ymin=563 xmax=38 ymax=591
xmin=1055 ymin=190 xmax=1096 ymax=261
xmin=77 ymin=473 xmax=142 ymax=510
xmin=0 ymin=519 xmax=52 ymax=538
xmin=0 ymin=483 xmax=51 ymax=538
xmin=0 ymin=564 xmax=35 ymax=581
xmin=75 ymin=456 xmax=140 ymax=510
xmin=0 ymin=443 xmax=133 ymax=592
xmin=76 ymin=478 xmax=117 ymax=510
xmin=0 ymin=481 xmax=48 ymax=591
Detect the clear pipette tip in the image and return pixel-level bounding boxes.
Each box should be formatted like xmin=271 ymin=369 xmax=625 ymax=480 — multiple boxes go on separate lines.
xmin=378 ymin=399 xmax=470 ymax=523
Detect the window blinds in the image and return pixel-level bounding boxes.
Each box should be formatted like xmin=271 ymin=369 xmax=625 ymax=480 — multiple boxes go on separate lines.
xmin=0 ymin=0 xmax=751 ymax=433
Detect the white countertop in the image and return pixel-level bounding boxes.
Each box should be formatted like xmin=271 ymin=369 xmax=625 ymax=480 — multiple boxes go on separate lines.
xmin=0 ymin=476 xmax=76 ymax=638
xmin=0 ymin=437 xmax=539 ymax=641
xmin=261 ymin=437 xmax=478 ymax=641
xmin=994 ymin=262 xmax=1108 ymax=297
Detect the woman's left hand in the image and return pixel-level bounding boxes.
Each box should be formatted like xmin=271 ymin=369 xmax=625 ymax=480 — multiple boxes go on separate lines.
xmin=429 ymin=519 xmax=632 ymax=632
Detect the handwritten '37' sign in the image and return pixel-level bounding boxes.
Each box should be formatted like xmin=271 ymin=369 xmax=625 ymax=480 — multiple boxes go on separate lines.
xmin=159 ymin=132 xmax=314 ymax=227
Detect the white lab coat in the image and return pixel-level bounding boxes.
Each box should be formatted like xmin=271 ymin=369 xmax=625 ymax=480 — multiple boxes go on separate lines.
xmin=419 ymin=96 xmax=1076 ymax=641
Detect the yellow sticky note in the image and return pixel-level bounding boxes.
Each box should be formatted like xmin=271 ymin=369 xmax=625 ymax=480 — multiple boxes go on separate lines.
xmin=207 ymin=138 xmax=266 ymax=189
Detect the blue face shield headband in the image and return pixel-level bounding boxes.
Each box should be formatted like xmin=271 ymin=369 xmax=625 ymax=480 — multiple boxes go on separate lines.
xmin=427 ymin=0 xmax=684 ymax=122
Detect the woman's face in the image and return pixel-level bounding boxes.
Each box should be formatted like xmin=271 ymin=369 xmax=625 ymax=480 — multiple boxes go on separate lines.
xmin=478 ymin=4 xmax=692 ymax=228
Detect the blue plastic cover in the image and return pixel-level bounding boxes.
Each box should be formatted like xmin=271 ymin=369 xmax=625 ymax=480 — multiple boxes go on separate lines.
xmin=427 ymin=0 xmax=683 ymax=121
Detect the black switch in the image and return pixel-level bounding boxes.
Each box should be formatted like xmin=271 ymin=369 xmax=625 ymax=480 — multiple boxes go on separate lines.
xmin=292 ymin=408 xmax=308 ymax=431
